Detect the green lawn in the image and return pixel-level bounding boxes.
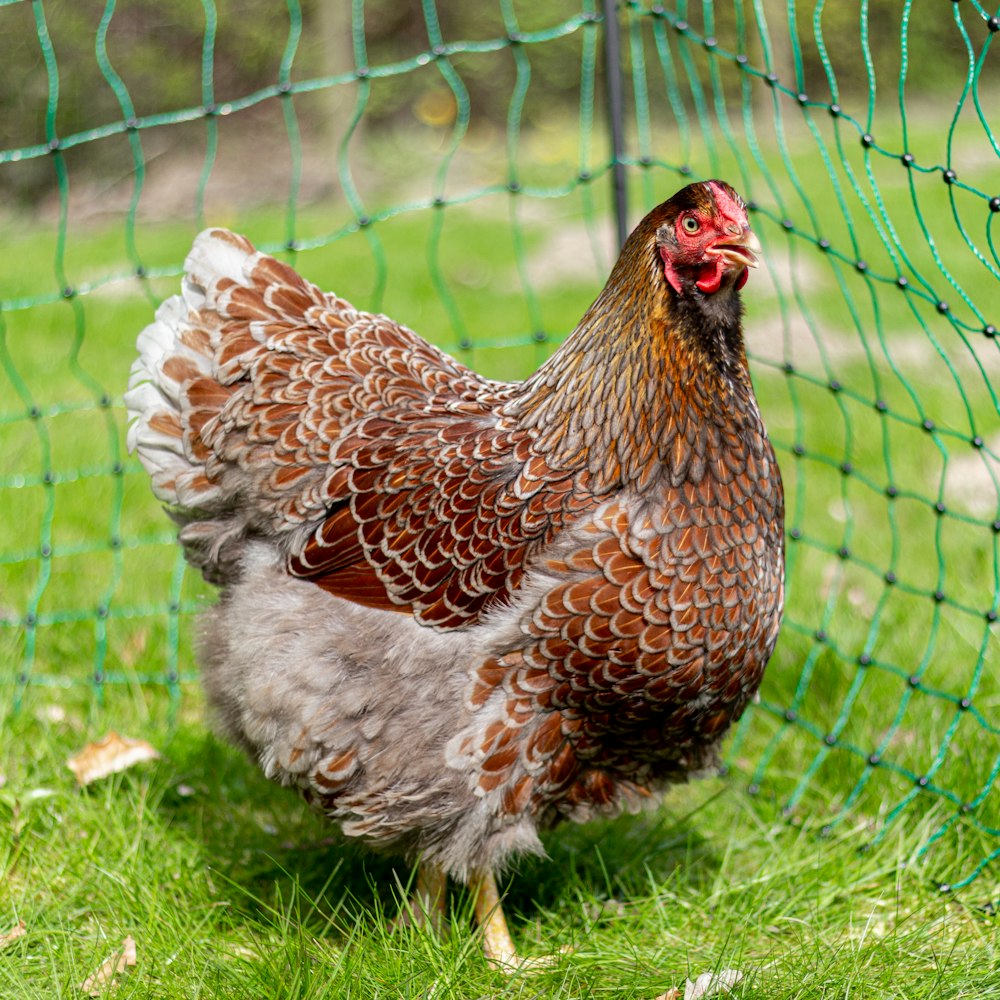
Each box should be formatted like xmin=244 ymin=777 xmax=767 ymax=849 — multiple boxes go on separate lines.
xmin=2 ymin=702 xmax=999 ymax=999
xmin=2 ymin=107 xmax=999 ymax=995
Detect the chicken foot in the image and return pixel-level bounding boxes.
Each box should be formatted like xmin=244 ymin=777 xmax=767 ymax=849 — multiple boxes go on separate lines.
xmin=471 ymin=870 xmax=568 ymax=972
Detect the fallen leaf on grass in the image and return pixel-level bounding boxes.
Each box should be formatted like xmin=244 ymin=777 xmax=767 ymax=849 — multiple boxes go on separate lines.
xmin=652 ymin=969 xmax=745 ymax=1000
xmin=67 ymin=733 xmax=160 ymax=785
xmin=685 ymin=969 xmax=744 ymax=999
xmin=78 ymin=935 xmax=136 ymax=996
xmin=0 ymin=920 xmax=26 ymax=950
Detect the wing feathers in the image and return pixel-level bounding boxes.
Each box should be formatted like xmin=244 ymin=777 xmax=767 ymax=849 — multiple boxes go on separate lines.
xmin=127 ymin=228 xmax=604 ymax=624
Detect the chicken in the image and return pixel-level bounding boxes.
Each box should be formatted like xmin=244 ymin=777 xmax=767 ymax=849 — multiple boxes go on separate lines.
xmin=125 ymin=180 xmax=784 ymax=968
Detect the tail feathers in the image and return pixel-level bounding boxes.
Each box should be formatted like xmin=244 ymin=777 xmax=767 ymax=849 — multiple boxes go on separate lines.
xmin=125 ymin=296 xmax=217 ymax=507
xmin=126 ymin=228 xmax=346 ymax=580
xmin=125 ymin=228 xmax=260 ymax=511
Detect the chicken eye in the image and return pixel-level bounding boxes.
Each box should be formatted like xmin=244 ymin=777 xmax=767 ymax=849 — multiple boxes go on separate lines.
xmin=682 ymin=216 xmax=701 ymax=234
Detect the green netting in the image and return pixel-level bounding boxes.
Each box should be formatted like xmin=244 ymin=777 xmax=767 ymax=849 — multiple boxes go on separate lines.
xmin=1 ymin=0 xmax=998 ymax=893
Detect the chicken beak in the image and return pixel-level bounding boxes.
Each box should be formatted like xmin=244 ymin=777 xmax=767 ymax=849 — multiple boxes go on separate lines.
xmin=710 ymin=228 xmax=762 ymax=270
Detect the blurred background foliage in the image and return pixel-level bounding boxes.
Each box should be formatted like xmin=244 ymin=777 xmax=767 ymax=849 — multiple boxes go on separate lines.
xmin=1 ymin=0 xmax=977 ymax=203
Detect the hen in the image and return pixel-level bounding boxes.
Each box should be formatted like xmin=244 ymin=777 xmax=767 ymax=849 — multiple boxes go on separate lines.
xmin=126 ymin=180 xmax=784 ymax=968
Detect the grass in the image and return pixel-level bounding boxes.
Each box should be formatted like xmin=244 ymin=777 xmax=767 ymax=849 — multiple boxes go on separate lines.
xmin=2 ymin=104 xmax=999 ymax=994
xmin=2 ymin=694 xmax=999 ymax=999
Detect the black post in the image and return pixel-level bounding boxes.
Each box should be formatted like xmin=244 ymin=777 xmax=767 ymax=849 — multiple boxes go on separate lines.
xmin=602 ymin=0 xmax=628 ymax=248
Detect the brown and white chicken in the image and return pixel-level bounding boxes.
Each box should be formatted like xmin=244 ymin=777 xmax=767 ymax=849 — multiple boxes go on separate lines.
xmin=126 ymin=180 xmax=784 ymax=968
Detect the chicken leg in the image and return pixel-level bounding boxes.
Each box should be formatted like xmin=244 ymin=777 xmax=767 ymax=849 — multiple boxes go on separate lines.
xmin=471 ymin=870 xmax=519 ymax=969
xmin=471 ymin=870 xmax=569 ymax=971
xmin=393 ymin=862 xmax=448 ymax=934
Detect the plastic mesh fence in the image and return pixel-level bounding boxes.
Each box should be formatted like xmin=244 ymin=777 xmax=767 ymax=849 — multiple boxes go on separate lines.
xmin=1 ymin=0 xmax=998 ymax=891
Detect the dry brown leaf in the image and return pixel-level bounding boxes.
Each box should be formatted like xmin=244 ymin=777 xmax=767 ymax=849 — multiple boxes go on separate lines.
xmin=0 ymin=920 xmax=26 ymax=950
xmin=78 ymin=935 xmax=137 ymax=996
xmin=651 ymin=990 xmax=681 ymax=1000
xmin=67 ymin=733 xmax=159 ymax=786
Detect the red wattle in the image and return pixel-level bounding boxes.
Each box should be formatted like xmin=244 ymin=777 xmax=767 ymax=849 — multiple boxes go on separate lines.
xmin=695 ymin=261 xmax=724 ymax=294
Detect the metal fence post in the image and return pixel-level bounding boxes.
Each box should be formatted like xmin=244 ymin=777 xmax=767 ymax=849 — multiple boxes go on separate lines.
xmin=602 ymin=0 xmax=629 ymax=248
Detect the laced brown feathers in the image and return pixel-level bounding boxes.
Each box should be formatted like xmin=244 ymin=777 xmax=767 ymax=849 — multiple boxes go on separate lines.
xmin=126 ymin=180 xmax=783 ymax=969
